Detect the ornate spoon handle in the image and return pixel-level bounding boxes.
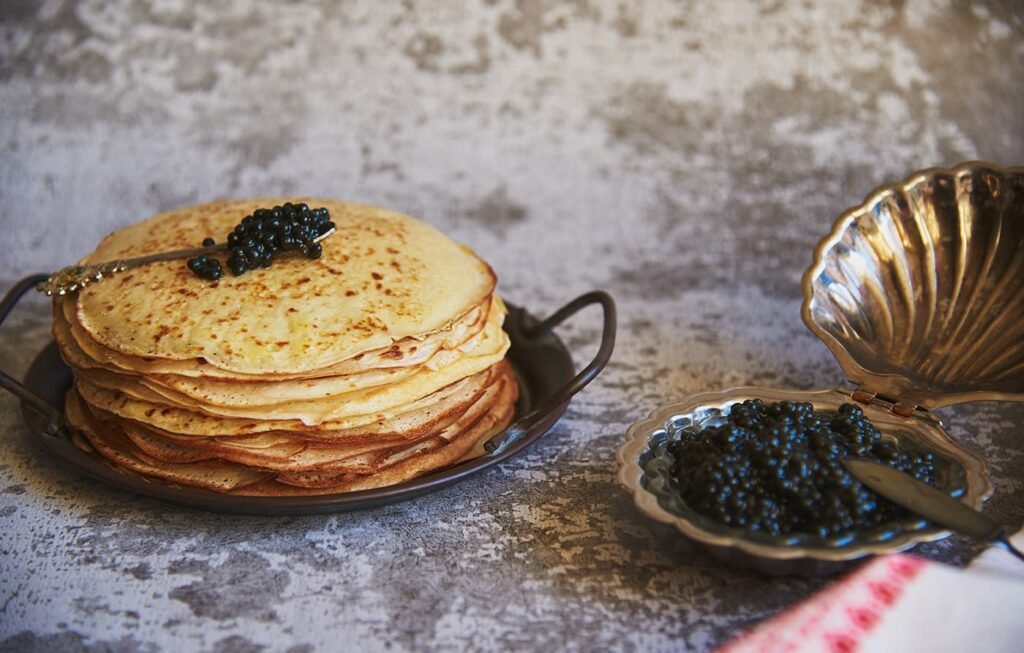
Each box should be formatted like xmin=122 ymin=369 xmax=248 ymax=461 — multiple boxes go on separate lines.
xmin=36 ymin=228 xmax=335 ymax=296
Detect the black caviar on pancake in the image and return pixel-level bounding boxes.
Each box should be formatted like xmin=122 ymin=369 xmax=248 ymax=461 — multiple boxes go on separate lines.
xmin=187 ymin=202 xmax=335 ymax=280
xmin=186 ymin=255 xmax=224 ymax=281
xmin=666 ymin=400 xmax=937 ymax=539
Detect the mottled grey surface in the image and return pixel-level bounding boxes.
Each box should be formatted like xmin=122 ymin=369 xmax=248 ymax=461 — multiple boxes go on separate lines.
xmin=1 ymin=1 xmax=1023 ymax=651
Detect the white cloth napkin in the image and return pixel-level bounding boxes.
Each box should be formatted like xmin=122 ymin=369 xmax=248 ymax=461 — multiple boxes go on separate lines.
xmin=718 ymin=528 xmax=1024 ymax=653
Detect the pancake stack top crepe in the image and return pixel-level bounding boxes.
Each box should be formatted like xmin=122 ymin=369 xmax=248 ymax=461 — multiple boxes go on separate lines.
xmin=55 ymin=199 xmax=518 ymax=495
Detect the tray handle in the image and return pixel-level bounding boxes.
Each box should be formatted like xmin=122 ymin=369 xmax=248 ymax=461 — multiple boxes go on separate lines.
xmin=484 ymin=290 xmax=616 ymax=454
xmin=0 ymin=274 xmax=64 ymax=436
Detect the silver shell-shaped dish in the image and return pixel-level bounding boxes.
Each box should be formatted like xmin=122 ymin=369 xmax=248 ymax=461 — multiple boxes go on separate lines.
xmin=616 ymin=387 xmax=991 ymax=576
xmin=802 ymin=162 xmax=1024 ymax=412
xmin=618 ymin=162 xmax=1019 ymax=575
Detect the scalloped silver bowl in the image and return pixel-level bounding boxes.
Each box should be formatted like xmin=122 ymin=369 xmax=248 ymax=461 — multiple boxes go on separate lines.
xmin=802 ymin=162 xmax=1024 ymax=412
xmin=616 ymin=387 xmax=991 ymax=576
xmin=618 ymin=162 xmax=1018 ymax=575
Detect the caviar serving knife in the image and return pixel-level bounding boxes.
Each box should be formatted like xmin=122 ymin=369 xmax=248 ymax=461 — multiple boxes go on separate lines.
xmin=844 ymin=457 xmax=1024 ymax=562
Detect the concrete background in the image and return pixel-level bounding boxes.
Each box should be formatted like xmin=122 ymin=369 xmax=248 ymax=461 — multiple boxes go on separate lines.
xmin=1 ymin=1 xmax=1023 ymax=651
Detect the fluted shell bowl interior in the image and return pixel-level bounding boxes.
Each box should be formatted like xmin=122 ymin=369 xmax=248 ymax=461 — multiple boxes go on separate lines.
xmin=802 ymin=162 xmax=1024 ymax=411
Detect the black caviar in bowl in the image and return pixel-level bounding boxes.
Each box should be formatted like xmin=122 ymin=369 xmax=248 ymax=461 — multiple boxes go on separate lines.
xmin=642 ymin=399 xmax=962 ymax=547
xmin=666 ymin=400 xmax=938 ymax=539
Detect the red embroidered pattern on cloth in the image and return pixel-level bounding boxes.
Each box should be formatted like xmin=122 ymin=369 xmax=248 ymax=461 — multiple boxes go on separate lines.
xmin=718 ymin=555 xmax=928 ymax=653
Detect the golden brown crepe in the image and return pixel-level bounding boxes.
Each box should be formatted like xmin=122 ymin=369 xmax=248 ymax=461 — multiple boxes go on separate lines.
xmin=56 ymin=290 xmax=493 ymax=381
xmin=56 ymin=199 xmax=518 ymax=495
xmin=72 ymin=302 xmax=508 ymax=423
xmin=74 ymin=367 xmax=494 ymax=439
xmin=74 ymin=199 xmax=497 ymax=374
xmin=65 ymin=362 xmax=516 ymax=488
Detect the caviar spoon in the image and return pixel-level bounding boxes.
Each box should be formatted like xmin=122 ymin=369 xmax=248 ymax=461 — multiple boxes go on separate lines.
xmin=35 ymin=227 xmax=335 ymax=296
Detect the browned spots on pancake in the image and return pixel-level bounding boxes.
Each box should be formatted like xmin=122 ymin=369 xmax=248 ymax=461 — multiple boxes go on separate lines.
xmin=371 ymin=272 xmax=383 ymax=280
xmin=154 ymin=325 xmax=171 ymax=344
xmin=380 ymin=345 xmax=403 ymax=360
xmin=345 ymin=315 xmax=386 ymax=335
xmin=288 ymin=307 xmax=298 ymax=313
xmin=345 ymin=290 xmax=357 ymax=297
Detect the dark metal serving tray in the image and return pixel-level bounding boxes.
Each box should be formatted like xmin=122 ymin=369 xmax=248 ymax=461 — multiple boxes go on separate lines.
xmin=0 ymin=275 xmax=616 ymax=515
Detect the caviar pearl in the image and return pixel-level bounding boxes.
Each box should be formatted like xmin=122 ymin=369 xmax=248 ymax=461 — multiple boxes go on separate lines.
xmin=186 ymin=255 xmax=223 ymax=281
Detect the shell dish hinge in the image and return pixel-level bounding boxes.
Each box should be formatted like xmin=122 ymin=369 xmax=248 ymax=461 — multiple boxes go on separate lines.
xmin=850 ymin=388 xmax=919 ymax=418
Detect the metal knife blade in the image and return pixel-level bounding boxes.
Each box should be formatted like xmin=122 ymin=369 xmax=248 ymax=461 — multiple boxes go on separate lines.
xmin=845 ymin=457 xmax=1024 ymax=563
xmin=843 ymin=457 xmax=1003 ymax=542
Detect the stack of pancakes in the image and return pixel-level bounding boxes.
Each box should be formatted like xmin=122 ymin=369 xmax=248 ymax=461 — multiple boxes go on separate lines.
xmin=54 ymin=199 xmax=518 ymax=495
